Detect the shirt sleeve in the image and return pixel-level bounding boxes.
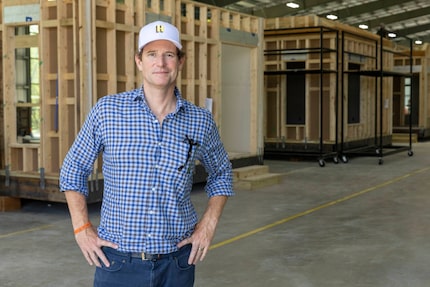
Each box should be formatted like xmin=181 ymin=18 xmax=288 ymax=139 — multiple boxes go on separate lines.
xmin=200 ymin=117 xmax=234 ymax=198
xmin=59 ymin=102 xmax=104 ymax=197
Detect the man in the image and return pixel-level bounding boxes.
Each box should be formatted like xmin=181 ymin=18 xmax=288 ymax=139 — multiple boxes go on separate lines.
xmin=59 ymin=20 xmax=233 ymax=287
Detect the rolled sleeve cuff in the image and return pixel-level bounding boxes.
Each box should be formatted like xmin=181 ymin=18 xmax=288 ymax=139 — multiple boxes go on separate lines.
xmin=59 ymin=161 xmax=90 ymax=197
xmin=205 ymin=170 xmax=234 ymax=198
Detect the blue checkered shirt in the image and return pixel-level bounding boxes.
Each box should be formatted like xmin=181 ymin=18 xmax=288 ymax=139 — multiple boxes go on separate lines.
xmin=59 ymin=87 xmax=233 ymax=254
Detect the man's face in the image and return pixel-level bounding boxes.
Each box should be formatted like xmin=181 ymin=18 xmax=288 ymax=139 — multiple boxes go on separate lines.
xmin=135 ymin=40 xmax=184 ymax=89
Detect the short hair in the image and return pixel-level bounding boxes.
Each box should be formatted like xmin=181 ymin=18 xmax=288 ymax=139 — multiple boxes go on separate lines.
xmin=136 ymin=48 xmax=185 ymax=60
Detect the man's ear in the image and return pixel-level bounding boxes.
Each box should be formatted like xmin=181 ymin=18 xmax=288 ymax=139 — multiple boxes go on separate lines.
xmin=135 ymin=54 xmax=143 ymax=71
xmin=178 ymin=56 xmax=185 ymax=70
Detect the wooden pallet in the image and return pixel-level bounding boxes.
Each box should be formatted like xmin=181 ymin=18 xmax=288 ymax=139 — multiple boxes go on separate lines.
xmin=0 ymin=196 xmax=21 ymax=212
xmin=392 ymin=133 xmax=418 ymax=143
xmin=233 ymin=165 xmax=281 ymax=190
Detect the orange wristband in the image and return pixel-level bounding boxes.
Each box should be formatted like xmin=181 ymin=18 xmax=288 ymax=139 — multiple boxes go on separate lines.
xmin=74 ymin=222 xmax=92 ymax=234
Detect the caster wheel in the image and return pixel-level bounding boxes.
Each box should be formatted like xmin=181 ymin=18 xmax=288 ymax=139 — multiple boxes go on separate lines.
xmin=341 ymin=155 xmax=349 ymax=163
xmin=333 ymin=156 xmax=339 ymax=164
xmin=408 ymin=150 xmax=414 ymax=156
xmin=318 ymin=159 xmax=326 ymax=167
xmin=378 ymin=158 xmax=383 ymax=165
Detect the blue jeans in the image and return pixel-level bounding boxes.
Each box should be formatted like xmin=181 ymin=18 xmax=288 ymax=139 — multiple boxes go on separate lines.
xmin=94 ymin=244 xmax=195 ymax=287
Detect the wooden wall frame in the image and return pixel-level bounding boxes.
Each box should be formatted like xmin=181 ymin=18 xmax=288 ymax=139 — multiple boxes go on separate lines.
xmin=0 ymin=0 xmax=263 ymax=202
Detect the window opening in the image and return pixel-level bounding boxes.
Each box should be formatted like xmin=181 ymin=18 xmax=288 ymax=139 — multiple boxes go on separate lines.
xmin=404 ymin=77 xmax=411 ymax=116
xmin=347 ymin=63 xmax=360 ymax=124
xmin=286 ymin=62 xmax=305 ymax=124
xmin=15 ymin=25 xmax=40 ymax=142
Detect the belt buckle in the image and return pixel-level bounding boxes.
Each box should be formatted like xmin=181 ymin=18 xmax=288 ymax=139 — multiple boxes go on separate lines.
xmin=141 ymin=253 xmax=161 ymax=261
xmin=141 ymin=253 xmax=148 ymax=260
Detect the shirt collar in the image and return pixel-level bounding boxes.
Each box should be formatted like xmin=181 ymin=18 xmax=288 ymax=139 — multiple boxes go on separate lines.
xmin=134 ymin=86 xmax=184 ymax=110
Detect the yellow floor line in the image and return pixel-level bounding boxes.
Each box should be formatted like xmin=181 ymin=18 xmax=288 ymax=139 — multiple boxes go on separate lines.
xmin=1 ymin=167 xmax=428 ymax=245
xmin=210 ymin=166 xmax=430 ymax=250
xmin=0 ymin=224 xmax=53 ymax=239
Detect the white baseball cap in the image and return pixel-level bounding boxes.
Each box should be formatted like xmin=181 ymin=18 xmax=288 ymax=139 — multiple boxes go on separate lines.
xmin=138 ymin=20 xmax=182 ymax=52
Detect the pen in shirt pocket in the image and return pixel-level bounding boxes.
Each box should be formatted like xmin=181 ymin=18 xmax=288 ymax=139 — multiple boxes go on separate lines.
xmin=178 ymin=135 xmax=199 ymax=172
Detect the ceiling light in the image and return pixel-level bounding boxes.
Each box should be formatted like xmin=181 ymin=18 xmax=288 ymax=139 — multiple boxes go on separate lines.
xmin=415 ymin=40 xmax=423 ymax=45
xmin=326 ymin=14 xmax=338 ymax=20
xmin=387 ymin=32 xmax=397 ymax=38
xmin=286 ymin=2 xmax=300 ymax=9
xmin=358 ymin=24 xmax=368 ymax=30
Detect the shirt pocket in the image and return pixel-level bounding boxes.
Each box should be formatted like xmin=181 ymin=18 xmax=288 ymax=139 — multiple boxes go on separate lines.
xmin=161 ymin=141 xmax=190 ymax=172
xmin=177 ymin=141 xmax=201 ymax=175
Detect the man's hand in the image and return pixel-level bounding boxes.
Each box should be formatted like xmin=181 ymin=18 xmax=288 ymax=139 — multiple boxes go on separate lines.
xmin=75 ymin=226 xmax=118 ymax=267
xmin=64 ymin=191 xmax=118 ymax=268
xmin=177 ymin=195 xmax=228 ymax=265
xmin=177 ymin=220 xmax=215 ymax=265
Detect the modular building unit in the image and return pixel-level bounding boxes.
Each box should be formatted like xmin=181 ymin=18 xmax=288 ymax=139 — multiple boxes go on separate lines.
xmin=0 ymin=0 xmax=263 ymax=202
xmin=263 ymin=16 xmax=412 ymax=166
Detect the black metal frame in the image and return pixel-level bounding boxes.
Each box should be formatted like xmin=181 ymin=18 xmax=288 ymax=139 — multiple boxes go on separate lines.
xmin=263 ymin=25 xmax=414 ymax=166
xmin=263 ymin=26 xmax=340 ymax=167
xmin=339 ymin=28 xmax=414 ymax=165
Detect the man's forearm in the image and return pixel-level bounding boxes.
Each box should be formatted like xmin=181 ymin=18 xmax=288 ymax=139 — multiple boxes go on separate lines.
xmin=64 ymin=191 xmax=90 ymax=230
xmin=200 ymin=195 xmax=228 ymax=230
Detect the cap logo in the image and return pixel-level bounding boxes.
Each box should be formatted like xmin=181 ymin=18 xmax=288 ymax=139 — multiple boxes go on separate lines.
xmin=155 ymin=25 xmax=165 ymax=33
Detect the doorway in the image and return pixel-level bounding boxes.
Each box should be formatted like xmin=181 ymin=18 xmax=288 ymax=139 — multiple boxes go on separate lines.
xmin=392 ymin=75 xmax=419 ymax=128
xmin=221 ymin=44 xmax=251 ymax=154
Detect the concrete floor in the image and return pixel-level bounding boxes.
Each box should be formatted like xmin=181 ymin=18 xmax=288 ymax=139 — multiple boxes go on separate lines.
xmin=1 ymin=141 xmax=430 ymax=287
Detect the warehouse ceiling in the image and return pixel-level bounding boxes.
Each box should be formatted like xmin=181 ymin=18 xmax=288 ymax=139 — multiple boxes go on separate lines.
xmin=196 ymin=0 xmax=430 ymax=45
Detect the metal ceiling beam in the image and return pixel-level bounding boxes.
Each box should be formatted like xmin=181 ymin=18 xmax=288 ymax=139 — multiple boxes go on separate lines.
xmin=419 ymin=35 xmax=430 ymax=43
xmin=195 ymin=0 xmax=243 ymax=7
xmin=348 ymin=7 xmax=430 ymax=30
xmin=392 ymin=23 xmax=430 ymax=39
xmin=346 ymin=6 xmax=430 ymax=42
xmin=318 ymin=0 xmax=409 ymax=19
xmin=317 ymin=0 xmax=430 ymax=43
xmin=389 ymin=24 xmax=430 ymax=46
xmin=395 ymin=35 xmax=430 ymax=46
xmin=251 ymin=0 xmax=333 ymax=18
